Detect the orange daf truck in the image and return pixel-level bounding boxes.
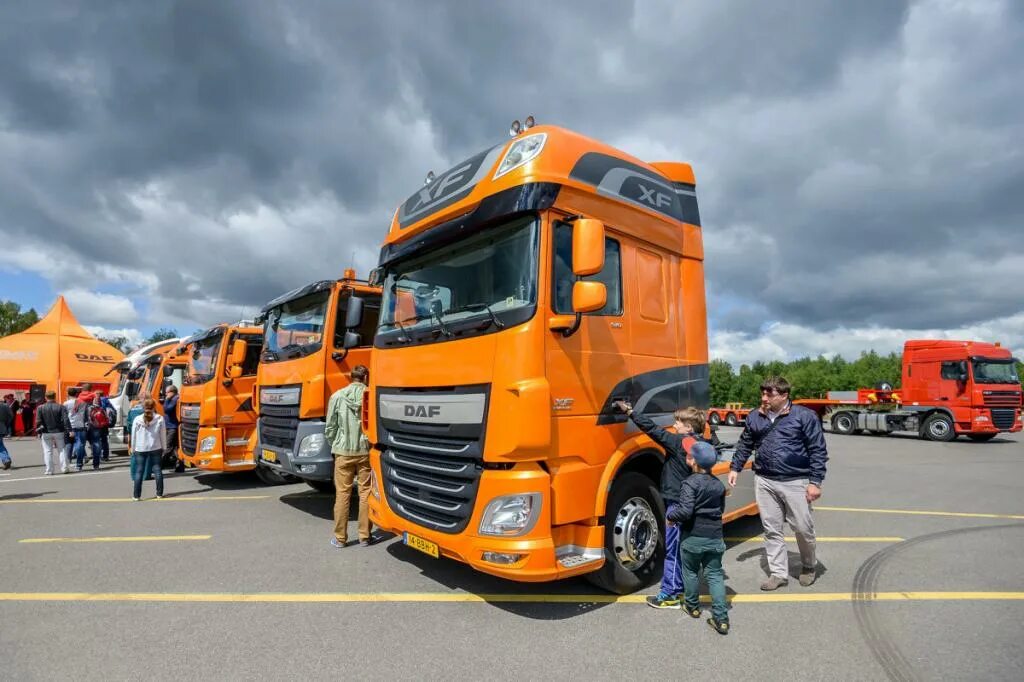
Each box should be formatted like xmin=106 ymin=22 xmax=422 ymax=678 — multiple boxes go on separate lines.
xmin=252 ymin=271 xmax=381 ymax=489
xmin=175 ymin=323 xmax=263 ymax=472
xmin=350 ymin=121 xmax=757 ymax=594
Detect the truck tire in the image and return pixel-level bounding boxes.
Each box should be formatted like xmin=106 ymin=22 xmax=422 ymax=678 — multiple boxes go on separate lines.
xmin=967 ymin=433 xmax=997 ymax=442
xmin=306 ymin=479 xmax=336 ymax=493
xmin=708 ymin=412 xmax=721 ymax=426
xmin=921 ymin=413 xmax=956 ymax=442
xmin=585 ymin=472 xmax=664 ymax=595
xmin=725 ymin=412 xmax=738 ymax=426
xmin=833 ymin=411 xmax=857 ymax=435
xmin=255 ymin=465 xmax=299 ymax=486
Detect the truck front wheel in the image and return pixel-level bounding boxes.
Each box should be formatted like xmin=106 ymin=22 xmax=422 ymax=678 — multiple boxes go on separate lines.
xmin=922 ymin=413 xmax=956 ymax=442
xmin=725 ymin=412 xmax=738 ymax=426
xmin=585 ymin=472 xmax=665 ymax=595
xmin=708 ymin=412 xmax=721 ymax=426
xmin=833 ymin=412 xmax=857 ymax=435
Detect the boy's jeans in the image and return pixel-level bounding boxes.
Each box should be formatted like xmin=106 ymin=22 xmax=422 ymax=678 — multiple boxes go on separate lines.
xmin=680 ymin=535 xmax=728 ymax=622
xmin=0 ymin=435 xmax=11 ymax=465
xmin=660 ymin=505 xmax=684 ymax=596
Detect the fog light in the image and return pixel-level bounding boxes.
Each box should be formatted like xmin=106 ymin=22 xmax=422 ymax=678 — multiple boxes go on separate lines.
xmin=974 ymin=415 xmax=990 ymax=422
xmin=298 ymin=464 xmax=317 ymax=474
xmin=199 ymin=459 xmax=211 ymax=466
xmin=199 ymin=436 xmax=216 ymax=453
xmin=297 ymin=433 xmax=325 ymax=458
xmin=370 ymin=469 xmax=381 ymax=500
xmin=482 ymin=552 xmax=524 ymax=565
xmin=479 ymin=493 xmax=541 ymax=536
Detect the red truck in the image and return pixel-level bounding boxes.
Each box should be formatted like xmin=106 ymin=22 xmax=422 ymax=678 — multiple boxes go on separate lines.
xmin=796 ymin=340 xmax=1022 ymax=442
xmin=707 ymin=402 xmax=751 ymax=426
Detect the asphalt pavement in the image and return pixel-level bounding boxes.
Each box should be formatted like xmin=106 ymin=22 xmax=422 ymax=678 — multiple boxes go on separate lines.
xmin=2 ymin=427 xmax=1022 ymax=681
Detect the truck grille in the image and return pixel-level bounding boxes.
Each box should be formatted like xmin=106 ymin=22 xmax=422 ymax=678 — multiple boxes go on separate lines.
xmin=983 ymin=391 xmax=1022 ymax=408
xmin=259 ymin=403 xmax=300 ymax=450
xmin=991 ymin=409 xmax=1017 ymax=430
xmin=180 ymin=404 xmax=200 ymax=456
xmin=377 ymin=386 xmax=488 ymax=534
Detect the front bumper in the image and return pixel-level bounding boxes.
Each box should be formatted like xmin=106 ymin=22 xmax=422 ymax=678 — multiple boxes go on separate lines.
xmin=368 ymin=451 xmax=605 ymax=583
xmin=181 ymin=426 xmax=256 ymax=472
xmin=256 ymin=419 xmax=333 ymax=481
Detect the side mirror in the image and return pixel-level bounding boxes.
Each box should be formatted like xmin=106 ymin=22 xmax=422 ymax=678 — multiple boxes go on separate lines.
xmin=958 ymin=360 xmax=969 ymax=382
xmin=162 ymin=365 xmax=174 ymax=377
xmin=345 ymin=296 xmax=365 ymax=329
xmin=572 ymin=218 xmax=605 ymax=276
xmin=343 ymin=331 xmax=362 ymax=349
xmin=126 ymin=383 xmax=140 ymax=399
xmin=572 ymin=281 xmax=607 ymax=313
xmin=228 ymin=365 xmax=243 ymax=379
xmin=368 ymin=268 xmax=384 ymax=287
xmin=230 ymin=339 xmax=247 ymax=366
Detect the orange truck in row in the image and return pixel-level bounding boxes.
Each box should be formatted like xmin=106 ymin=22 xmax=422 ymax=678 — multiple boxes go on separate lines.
xmin=252 ymin=271 xmax=380 ymax=490
xmin=796 ymin=340 xmax=1021 ymax=441
xmin=175 ymin=323 xmax=264 ymax=472
xmin=343 ymin=122 xmax=756 ymax=593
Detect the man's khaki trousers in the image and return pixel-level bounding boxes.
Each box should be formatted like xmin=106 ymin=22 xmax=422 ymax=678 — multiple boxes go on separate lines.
xmin=333 ymin=454 xmax=372 ymax=543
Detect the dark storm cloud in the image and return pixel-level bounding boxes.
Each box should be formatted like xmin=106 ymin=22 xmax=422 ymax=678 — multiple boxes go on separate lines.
xmin=0 ymin=0 xmax=1021 ymax=346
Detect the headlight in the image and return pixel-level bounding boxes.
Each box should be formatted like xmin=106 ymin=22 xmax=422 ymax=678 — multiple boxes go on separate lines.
xmin=199 ymin=436 xmax=216 ymax=453
xmin=479 ymin=493 xmax=541 ymax=536
xmin=297 ymin=433 xmax=325 ymax=458
xmin=493 ymin=133 xmax=547 ymax=180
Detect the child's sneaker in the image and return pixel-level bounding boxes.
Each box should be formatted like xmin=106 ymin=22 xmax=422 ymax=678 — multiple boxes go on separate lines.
xmin=645 ymin=592 xmax=681 ymax=609
xmin=684 ymin=604 xmax=702 ymax=619
xmin=707 ymin=617 xmax=730 ymax=635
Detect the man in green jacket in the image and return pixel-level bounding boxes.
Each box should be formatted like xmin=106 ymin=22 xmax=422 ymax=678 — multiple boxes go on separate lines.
xmin=326 ymin=365 xmax=373 ymax=547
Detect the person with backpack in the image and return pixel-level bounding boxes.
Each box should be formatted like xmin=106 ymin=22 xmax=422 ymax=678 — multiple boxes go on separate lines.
xmin=0 ymin=398 xmax=13 ymax=469
xmin=35 ymin=391 xmax=71 ymax=475
xmin=92 ymin=391 xmax=114 ymax=462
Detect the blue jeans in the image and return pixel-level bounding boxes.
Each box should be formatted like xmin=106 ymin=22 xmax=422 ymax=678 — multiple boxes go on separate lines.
xmin=681 ymin=535 xmax=728 ymax=622
xmin=133 ymin=450 xmax=164 ymax=498
xmin=74 ymin=429 xmax=102 ymax=468
xmin=0 ymin=434 xmax=10 ymax=464
xmin=660 ymin=505 xmax=684 ymax=596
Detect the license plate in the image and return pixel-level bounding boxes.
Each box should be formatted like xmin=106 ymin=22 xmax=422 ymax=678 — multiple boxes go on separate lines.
xmin=403 ymin=532 xmax=439 ymax=558
xmin=261 ymin=449 xmax=278 ymax=463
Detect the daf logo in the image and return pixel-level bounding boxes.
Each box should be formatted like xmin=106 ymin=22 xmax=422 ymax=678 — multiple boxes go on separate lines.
xmin=75 ymin=353 xmax=115 ymax=363
xmin=637 ymin=183 xmax=672 ymax=209
xmin=264 ymin=393 xmax=285 ymax=404
xmin=405 ymin=405 xmax=442 ymax=419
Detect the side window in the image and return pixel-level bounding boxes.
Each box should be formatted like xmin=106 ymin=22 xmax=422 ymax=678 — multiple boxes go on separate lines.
xmin=940 ymin=361 xmax=961 ymax=380
xmin=241 ymin=341 xmax=261 ymax=376
xmin=552 ymin=223 xmax=623 ymax=316
xmin=334 ymin=293 xmax=383 ymax=348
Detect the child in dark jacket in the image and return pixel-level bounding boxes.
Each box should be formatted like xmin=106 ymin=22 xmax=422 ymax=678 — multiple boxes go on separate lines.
xmin=614 ymin=401 xmax=708 ymax=609
xmin=668 ymin=440 xmax=730 ymax=634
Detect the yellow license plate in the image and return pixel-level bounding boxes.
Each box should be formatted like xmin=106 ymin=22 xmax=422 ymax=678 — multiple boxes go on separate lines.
xmin=404 ymin=532 xmax=439 ymax=558
xmin=261 ymin=449 xmax=278 ymax=463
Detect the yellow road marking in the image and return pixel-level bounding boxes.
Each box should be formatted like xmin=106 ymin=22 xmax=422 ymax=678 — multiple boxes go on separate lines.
xmin=816 ymin=505 xmax=1024 ymax=520
xmin=19 ymin=535 xmax=211 ymax=544
xmin=0 ymin=591 xmax=1021 ymax=604
xmin=0 ymin=496 xmax=268 ymax=504
xmin=726 ymin=536 xmax=903 ymax=543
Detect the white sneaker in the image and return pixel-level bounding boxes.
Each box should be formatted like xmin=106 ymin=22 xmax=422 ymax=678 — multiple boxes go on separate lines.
xmin=132 ymin=497 xmax=141 ymax=501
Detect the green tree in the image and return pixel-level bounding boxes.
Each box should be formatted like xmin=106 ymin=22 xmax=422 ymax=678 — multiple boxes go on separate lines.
xmin=0 ymin=300 xmax=40 ymax=338
xmin=99 ymin=335 xmax=131 ymax=353
xmin=708 ymin=359 xmax=734 ymax=406
xmin=143 ymin=328 xmax=178 ymax=345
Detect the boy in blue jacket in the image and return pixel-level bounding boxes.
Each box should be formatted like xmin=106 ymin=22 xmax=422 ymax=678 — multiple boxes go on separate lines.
xmin=614 ymin=400 xmax=709 ymax=609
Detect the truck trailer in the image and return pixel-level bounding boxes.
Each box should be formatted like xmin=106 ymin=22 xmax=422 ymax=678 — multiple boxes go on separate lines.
xmin=796 ymin=340 xmax=1021 ymax=441
xmin=350 ymin=121 xmax=757 ymax=594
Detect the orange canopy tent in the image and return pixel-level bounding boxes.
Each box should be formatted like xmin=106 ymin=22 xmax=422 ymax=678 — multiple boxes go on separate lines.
xmin=0 ymin=296 xmax=125 ymax=420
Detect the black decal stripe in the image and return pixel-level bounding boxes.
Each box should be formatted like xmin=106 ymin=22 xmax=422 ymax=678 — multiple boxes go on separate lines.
xmin=569 ymin=152 xmax=691 ymax=224
xmin=596 ymin=363 xmax=710 ymax=426
xmin=398 ymin=145 xmax=504 ymax=229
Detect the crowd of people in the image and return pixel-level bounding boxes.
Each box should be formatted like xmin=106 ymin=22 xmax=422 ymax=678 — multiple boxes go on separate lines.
xmin=3 ymin=372 xmax=829 ymax=633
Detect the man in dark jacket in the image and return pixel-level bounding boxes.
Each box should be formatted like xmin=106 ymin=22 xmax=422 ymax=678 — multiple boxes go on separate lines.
xmin=163 ymin=386 xmax=184 ymax=472
xmin=35 ymin=391 xmax=71 ymax=474
xmin=0 ymin=398 xmax=13 ymax=469
xmin=728 ymin=376 xmax=828 ymax=590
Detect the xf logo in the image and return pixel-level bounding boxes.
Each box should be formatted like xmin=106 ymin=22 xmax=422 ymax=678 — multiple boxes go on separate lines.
xmin=409 ymin=164 xmax=473 ymax=212
xmin=637 ymin=183 xmax=672 ymax=209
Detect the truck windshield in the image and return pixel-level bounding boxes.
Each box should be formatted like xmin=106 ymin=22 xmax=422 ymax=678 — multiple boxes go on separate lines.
xmin=972 ymin=360 xmax=1020 ymax=384
xmin=262 ymin=290 xmax=330 ymax=362
xmin=185 ymin=335 xmax=223 ymax=385
xmin=376 ymin=215 xmax=539 ymax=347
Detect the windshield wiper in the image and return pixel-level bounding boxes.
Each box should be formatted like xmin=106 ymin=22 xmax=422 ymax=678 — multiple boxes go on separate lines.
xmin=443 ymin=303 xmax=505 ymax=330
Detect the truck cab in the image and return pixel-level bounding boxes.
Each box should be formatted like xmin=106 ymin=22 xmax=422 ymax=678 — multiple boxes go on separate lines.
xmin=359 ymin=122 xmax=757 ymax=594
xmin=175 ymin=324 xmax=263 ymax=472
xmin=106 ymin=339 xmax=181 ymax=443
xmin=253 ymin=273 xmax=380 ymax=489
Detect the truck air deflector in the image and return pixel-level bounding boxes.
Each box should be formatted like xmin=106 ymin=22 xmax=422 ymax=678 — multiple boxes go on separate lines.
xmin=568 ymin=152 xmax=698 ymax=225
xmin=397 ymin=144 xmax=504 ymax=229
xmin=596 ymin=363 xmax=710 ymax=426
xmin=377 ymin=385 xmax=490 ymax=534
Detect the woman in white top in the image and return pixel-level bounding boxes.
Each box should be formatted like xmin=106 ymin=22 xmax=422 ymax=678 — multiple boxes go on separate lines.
xmin=130 ymin=398 xmax=167 ymax=500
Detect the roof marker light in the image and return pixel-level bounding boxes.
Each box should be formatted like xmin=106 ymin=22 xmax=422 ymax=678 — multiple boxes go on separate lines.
xmin=524 ymin=115 xmax=535 ymax=129
xmin=424 ymin=170 xmax=435 ymax=185
xmin=509 ymin=119 xmax=522 ymax=137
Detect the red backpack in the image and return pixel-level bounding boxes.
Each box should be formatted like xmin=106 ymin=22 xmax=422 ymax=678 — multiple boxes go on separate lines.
xmin=88 ymin=404 xmax=111 ymax=429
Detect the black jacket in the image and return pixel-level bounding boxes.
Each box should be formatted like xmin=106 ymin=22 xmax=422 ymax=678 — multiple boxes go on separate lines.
xmin=667 ymin=473 xmax=726 ymax=540
xmin=35 ymin=402 xmax=70 ymax=435
xmin=730 ymin=403 xmax=828 ymax=486
xmin=628 ymin=412 xmax=694 ymax=502
xmin=0 ymin=402 xmax=12 ymax=437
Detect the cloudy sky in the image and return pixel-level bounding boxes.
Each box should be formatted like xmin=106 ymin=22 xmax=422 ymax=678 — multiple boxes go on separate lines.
xmin=1 ymin=0 xmax=1021 ymax=365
